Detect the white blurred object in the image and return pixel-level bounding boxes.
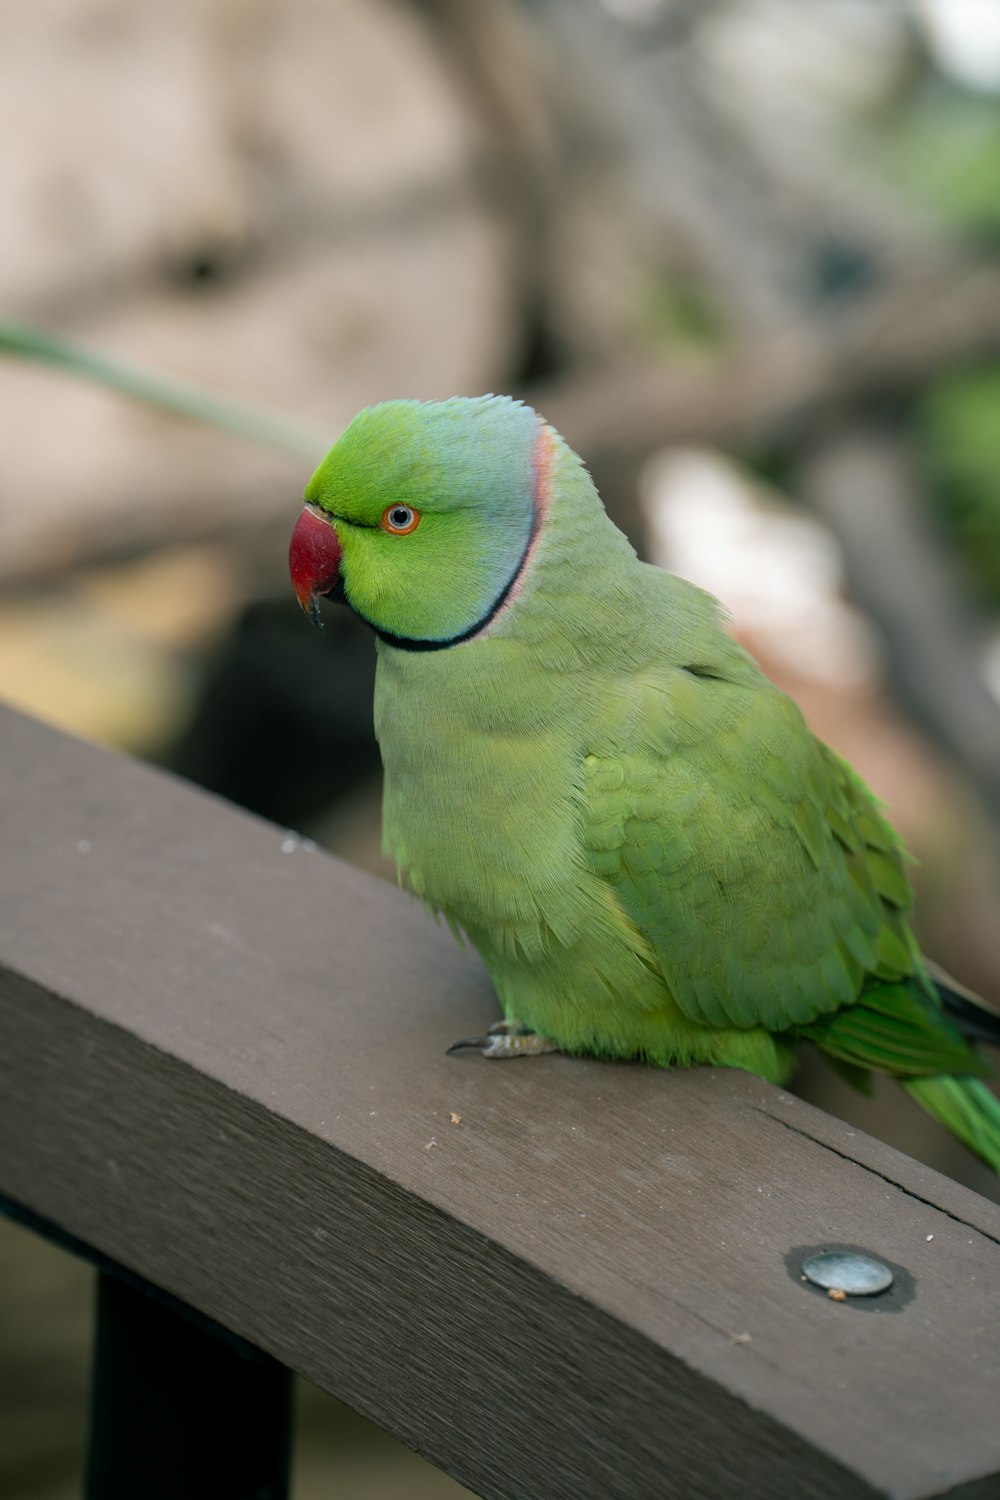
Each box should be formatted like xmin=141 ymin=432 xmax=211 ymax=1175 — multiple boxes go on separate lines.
xmin=702 ymin=0 xmax=908 ymax=118
xmin=641 ymin=449 xmax=881 ymax=691
xmin=919 ymin=0 xmax=1000 ymax=93
xmin=982 ymin=631 xmax=1000 ymax=706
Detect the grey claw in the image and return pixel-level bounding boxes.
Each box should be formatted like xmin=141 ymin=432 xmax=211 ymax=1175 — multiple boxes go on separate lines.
xmin=447 ymin=1030 xmax=560 ymax=1059
xmin=446 ymin=1037 xmax=490 ymax=1054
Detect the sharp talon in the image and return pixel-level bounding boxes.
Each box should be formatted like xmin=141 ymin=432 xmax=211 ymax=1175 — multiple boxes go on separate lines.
xmin=446 ymin=1037 xmax=490 ymax=1054
xmin=447 ymin=1029 xmax=560 ymax=1059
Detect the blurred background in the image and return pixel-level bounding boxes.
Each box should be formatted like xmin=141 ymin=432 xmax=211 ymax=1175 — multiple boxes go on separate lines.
xmin=3 ymin=0 xmax=1000 ymax=1494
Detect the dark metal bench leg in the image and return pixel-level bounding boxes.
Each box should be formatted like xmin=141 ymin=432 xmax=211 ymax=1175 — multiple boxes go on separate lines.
xmin=84 ymin=1270 xmax=294 ymax=1500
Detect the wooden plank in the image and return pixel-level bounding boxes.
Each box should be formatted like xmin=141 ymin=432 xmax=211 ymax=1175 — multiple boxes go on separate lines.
xmin=1 ymin=701 xmax=998 ymax=1500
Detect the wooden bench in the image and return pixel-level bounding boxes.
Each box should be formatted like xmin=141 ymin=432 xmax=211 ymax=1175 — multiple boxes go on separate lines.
xmin=2 ymin=702 xmax=998 ymax=1499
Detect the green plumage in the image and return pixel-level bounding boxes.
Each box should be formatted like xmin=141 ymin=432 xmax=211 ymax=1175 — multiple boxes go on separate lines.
xmin=302 ymin=395 xmax=1000 ymax=1173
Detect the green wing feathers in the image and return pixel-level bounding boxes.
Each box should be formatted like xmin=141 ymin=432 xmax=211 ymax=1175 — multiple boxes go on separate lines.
xmin=803 ymin=977 xmax=988 ymax=1080
xmin=585 ymin=661 xmax=997 ymax=1117
xmin=586 ymin=671 xmax=922 ymax=1036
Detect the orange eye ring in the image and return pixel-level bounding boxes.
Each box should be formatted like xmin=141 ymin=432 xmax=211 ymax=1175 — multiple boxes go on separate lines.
xmin=381 ymin=503 xmax=421 ymax=535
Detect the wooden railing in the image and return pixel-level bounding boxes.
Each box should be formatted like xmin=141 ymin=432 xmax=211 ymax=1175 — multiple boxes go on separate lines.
xmin=2 ymin=701 xmax=999 ymax=1500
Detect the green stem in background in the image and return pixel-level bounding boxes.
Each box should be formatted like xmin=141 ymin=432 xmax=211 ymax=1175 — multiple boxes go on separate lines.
xmin=0 ymin=318 xmax=325 ymax=458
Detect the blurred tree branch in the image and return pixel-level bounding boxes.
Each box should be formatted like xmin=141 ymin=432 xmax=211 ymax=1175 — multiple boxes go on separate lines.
xmin=528 ymin=265 xmax=1000 ymax=454
xmin=7 ymin=260 xmax=1000 ymax=572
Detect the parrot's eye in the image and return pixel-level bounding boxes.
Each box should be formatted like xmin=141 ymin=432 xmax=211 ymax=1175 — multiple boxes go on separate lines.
xmin=382 ymin=504 xmax=420 ymax=535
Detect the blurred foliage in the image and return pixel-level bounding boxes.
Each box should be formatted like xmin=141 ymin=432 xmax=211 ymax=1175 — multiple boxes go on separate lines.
xmin=866 ymin=89 xmax=1000 ymax=239
xmin=915 ymin=365 xmax=1000 ymax=601
xmin=637 ymin=275 xmax=726 ymax=356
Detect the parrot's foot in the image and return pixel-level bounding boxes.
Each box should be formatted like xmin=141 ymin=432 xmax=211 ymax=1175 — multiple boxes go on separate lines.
xmin=447 ymin=1020 xmax=560 ymax=1059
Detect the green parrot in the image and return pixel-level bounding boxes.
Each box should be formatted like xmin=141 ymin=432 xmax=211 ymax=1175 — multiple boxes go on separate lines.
xmin=289 ymin=395 xmax=1000 ymax=1171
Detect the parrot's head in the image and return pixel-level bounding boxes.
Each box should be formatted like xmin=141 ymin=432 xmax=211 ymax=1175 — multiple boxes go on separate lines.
xmin=289 ymin=396 xmax=548 ymax=647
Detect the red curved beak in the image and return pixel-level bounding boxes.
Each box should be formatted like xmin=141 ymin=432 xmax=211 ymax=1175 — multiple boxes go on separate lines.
xmin=289 ymin=504 xmax=343 ymax=630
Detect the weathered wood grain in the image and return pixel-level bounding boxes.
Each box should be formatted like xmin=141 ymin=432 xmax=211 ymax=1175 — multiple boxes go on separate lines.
xmin=1 ymin=702 xmax=998 ymax=1500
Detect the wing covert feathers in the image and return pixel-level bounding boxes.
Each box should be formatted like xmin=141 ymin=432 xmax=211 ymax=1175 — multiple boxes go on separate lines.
xmin=583 ymin=668 xmax=920 ymax=1035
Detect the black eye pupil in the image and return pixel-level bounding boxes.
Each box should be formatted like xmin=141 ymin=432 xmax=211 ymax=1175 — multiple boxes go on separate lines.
xmin=391 ymin=508 xmax=410 ymax=526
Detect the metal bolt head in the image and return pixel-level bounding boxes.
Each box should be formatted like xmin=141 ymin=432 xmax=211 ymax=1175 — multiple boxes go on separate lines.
xmin=802 ymin=1251 xmax=894 ymax=1297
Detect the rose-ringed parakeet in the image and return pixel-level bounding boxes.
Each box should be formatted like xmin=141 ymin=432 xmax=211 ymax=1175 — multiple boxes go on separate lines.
xmin=289 ymin=395 xmax=1000 ymax=1172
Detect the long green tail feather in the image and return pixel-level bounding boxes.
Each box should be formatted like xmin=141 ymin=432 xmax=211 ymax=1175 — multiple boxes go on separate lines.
xmin=802 ymin=977 xmax=1000 ymax=1172
xmin=903 ymin=1076 xmax=1000 ymax=1174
